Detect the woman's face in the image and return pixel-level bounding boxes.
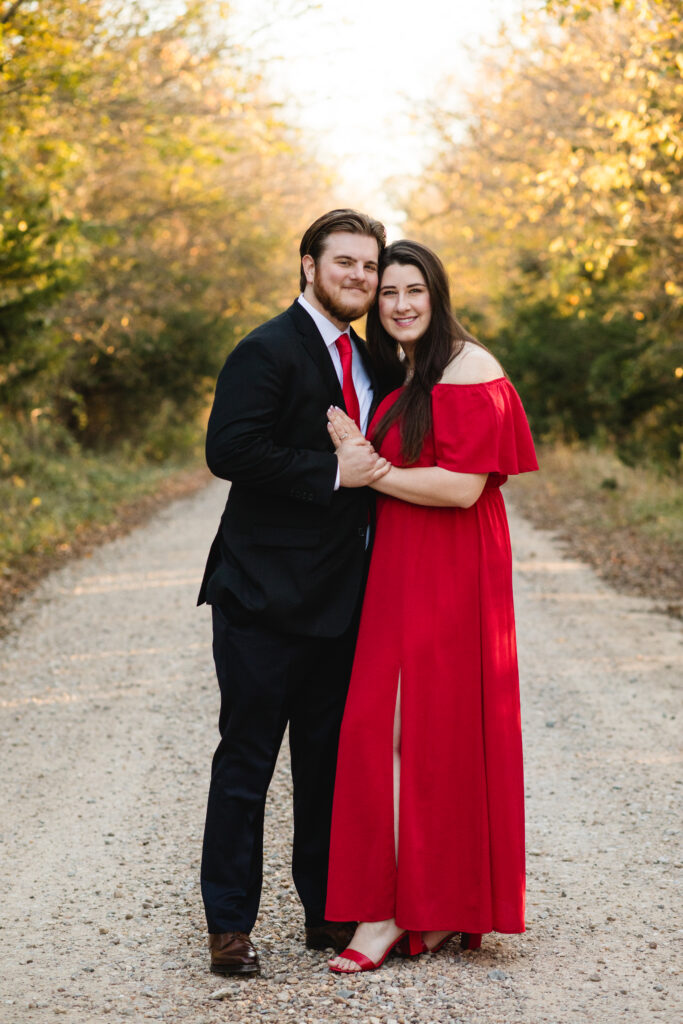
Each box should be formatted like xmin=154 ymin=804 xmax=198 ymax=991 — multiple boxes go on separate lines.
xmin=378 ymin=262 xmax=432 ymax=356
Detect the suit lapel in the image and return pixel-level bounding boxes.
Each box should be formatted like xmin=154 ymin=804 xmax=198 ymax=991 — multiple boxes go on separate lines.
xmin=288 ymin=301 xmax=344 ymax=405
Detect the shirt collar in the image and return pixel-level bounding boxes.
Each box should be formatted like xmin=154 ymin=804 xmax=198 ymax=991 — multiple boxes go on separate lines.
xmin=298 ymin=294 xmax=349 ymax=350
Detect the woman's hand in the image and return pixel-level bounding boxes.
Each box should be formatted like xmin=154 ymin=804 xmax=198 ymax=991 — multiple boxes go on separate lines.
xmin=326 ymin=406 xmax=365 ymax=449
xmin=327 ymin=406 xmax=391 ymax=486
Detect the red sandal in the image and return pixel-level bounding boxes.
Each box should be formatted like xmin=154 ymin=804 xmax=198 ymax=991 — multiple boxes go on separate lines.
xmin=329 ymin=930 xmax=422 ymax=973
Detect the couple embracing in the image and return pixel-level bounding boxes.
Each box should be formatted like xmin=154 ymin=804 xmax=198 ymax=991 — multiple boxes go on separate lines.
xmin=197 ymin=209 xmax=538 ymax=977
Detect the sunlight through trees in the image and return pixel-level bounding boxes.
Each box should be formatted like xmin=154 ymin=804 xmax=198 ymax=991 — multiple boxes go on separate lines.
xmin=405 ymin=0 xmax=682 ymax=466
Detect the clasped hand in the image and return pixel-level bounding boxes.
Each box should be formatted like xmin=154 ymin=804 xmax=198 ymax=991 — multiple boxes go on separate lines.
xmin=327 ymin=406 xmax=391 ymax=488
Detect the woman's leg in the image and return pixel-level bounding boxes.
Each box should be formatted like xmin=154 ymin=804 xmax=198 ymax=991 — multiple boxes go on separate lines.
xmin=328 ymin=678 xmax=404 ymax=971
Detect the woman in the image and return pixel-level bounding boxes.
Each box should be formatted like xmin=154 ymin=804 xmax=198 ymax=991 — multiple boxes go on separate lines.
xmin=325 ymin=241 xmax=538 ymax=974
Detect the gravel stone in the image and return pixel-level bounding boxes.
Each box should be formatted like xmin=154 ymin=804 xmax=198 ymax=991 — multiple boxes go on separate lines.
xmin=208 ymin=987 xmax=232 ymax=1000
xmin=0 ymin=480 xmax=681 ymax=1024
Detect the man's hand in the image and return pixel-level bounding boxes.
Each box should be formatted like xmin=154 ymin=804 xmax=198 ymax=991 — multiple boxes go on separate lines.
xmin=336 ymin=437 xmax=391 ymax=488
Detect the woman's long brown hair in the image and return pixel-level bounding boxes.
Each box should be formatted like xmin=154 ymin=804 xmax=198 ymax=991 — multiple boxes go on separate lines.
xmin=367 ymin=240 xmax=482 ymax=464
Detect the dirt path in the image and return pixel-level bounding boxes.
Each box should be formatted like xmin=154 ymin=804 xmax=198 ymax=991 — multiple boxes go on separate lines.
xmin=1 ymin=480 xmax=680 ymax=1024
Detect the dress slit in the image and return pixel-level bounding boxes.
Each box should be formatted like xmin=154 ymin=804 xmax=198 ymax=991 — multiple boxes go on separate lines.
xmin=392 ymin=670 xmax=402 ymax=865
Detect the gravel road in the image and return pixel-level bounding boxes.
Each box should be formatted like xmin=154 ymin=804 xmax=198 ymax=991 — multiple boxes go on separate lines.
xmin=1 ymin=479 xmax=680 ymax=1024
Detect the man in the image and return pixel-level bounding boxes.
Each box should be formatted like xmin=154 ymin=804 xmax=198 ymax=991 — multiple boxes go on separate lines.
xmin=197 ymin=209 xmax=388 ymax=976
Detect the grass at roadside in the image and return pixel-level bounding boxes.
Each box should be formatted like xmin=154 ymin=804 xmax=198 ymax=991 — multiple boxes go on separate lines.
xmin=506 ymin=442 xmax=683 ymax=617
xmin=0 ymin=427 xmax=209 ymax=627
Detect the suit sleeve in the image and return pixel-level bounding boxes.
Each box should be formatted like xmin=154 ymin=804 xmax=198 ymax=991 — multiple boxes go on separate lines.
xmin=205 ymin=336 xmax=338 ymax=506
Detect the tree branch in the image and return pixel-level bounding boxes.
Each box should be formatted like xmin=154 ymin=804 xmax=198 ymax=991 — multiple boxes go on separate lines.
xmin=1 ymin=0 xmax=28 ymax=25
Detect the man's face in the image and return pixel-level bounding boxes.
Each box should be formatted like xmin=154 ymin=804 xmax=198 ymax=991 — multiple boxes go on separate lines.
xmin=303 ymin=231 xmax=379 ymax=325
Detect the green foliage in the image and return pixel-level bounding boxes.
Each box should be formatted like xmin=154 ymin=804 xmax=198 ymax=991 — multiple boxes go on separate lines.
xmin=491 ymin=301 xmax=637 ymax=441
xmin=59 ymin=308 xmax=231 ymax=446
xmin=486 ymin=295 xmax=681 ymax=464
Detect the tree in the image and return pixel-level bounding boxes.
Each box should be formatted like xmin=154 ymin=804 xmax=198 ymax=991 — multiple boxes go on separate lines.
xmin=0 ymin=0 xmax=332 ymax=453
xmin=405 ymin=0 xmax=682 ymax=464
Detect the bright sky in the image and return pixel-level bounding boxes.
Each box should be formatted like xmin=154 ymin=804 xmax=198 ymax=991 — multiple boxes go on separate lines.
xmin=231 ymin=0 xmax=526 ymax=233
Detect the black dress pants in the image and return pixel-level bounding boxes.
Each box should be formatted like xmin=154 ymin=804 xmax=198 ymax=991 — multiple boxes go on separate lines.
xmin=200 ymin=602 xmax=357 ymax=934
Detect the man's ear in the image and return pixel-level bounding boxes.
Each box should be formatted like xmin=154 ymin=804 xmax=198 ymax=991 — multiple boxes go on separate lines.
xmin=302 ymin=254 xmax=316 ymax=285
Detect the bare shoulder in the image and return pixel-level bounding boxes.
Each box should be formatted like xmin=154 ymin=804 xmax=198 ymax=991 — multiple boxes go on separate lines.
xmin=439 ymin=342 xmax=505 ymax=385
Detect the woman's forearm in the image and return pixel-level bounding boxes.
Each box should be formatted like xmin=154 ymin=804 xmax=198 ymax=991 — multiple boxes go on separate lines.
xmin=370 ymin=465 xmax=487 ymax=508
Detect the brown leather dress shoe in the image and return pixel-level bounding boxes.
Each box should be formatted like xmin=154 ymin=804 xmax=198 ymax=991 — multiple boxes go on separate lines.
xmin=305 ymin=921 xmax=356 ymax=953
xmin=209 ymin=931 xmax=260 ymax=976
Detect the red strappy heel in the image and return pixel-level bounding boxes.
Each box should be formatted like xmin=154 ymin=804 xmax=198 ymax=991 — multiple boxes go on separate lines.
xmin=398 ymin=931 xmax=456 ymax=956
xmin=328 ymin=929 xmax=415 ymax=974
xmin=461 ymin=932 xmax=482 ymax=950
xmin=396 ymin=930 xmax=428 ymax=956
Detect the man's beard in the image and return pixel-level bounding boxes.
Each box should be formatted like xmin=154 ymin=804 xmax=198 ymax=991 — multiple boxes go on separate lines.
xmin=313 ymin=278 xmax=373 ymax=323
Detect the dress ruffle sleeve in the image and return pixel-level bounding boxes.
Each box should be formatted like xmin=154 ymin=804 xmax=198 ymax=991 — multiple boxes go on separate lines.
xmin=431 ymin=379 xmax=538 ymax=476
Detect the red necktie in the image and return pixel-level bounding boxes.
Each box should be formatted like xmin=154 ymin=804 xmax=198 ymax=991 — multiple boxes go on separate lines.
xmin=335 ymin=334 xmax=361 ymax=429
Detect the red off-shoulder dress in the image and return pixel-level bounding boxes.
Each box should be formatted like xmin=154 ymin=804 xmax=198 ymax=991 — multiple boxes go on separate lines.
xmin=325 ymin=379 xmax=538 ymax=935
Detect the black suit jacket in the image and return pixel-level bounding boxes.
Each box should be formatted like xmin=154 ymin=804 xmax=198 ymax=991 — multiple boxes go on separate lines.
xmin=197 ymin=300 xmax=379 ymax=637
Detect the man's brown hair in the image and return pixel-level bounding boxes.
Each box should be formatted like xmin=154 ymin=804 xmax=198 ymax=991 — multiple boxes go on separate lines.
xmin=299 ymin=209 xmax=386 ymax=291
